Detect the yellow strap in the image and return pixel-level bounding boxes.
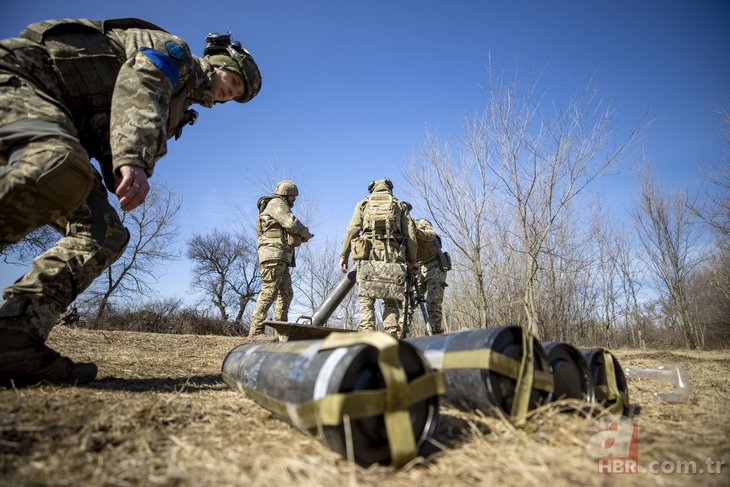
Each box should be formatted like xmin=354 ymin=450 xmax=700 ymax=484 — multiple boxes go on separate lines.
xmin=242 ymin=371 xmax=444 ymax=467
xmin=296 ymin=372 xmax=443 ymax=428
xmin=532 ymin=369 xmax=555 ymax=393
xmin=297 ymin=389 xmax=389 ymax=426
xmin=509 ymin=329 xmax=534 ymax=424
xmin=440 ymin=348 xmax=553 ymax=393
xmin=408 ymin=368 xmax=446 ymax=402
xmin=241 ymin=332 xmax=445 ymax=467
xmin=321 ymin=331 xmax=415 ymax=468
xmin=601 ymin=350 xmax=629 ymax=414
xmin=376 ymin=335 xmax=415 ymax=468
xmin=319 ymin=330 xmax=396 ymax=351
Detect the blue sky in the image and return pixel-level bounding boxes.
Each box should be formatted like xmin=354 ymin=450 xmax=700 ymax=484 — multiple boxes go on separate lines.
xmin=2 ymin=1 xmax=729 ymax=304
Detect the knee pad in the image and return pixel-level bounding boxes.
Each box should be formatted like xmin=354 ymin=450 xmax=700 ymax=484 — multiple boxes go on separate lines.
xmin=35 ymin=144 xmax=93 ymax=215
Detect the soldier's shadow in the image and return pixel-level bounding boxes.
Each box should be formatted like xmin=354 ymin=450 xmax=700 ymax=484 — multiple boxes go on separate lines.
xmin=85 ymin=374 xmax=225 ymax=393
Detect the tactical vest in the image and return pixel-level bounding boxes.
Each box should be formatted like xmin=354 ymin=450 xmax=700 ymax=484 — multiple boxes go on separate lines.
xmin=21 ymin=19 xmax=166 ymax=113
xmin=19 ymin=18 xmax=167 ymax=159
xmin=256 ymin=196 xmax=287 ymax=241
xmin=362 ymin=192 xmax=401 ymax=239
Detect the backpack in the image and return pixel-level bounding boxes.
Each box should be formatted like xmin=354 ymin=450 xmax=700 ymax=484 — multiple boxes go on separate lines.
xmin=255 ymin=196 xmax=274 ymax=237
xmin=362 ymin=192 xmax=401 ymax=236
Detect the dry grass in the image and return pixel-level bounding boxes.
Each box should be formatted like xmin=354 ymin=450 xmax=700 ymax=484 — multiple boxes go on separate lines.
xmin=1 ymin=326 xmax=728 ymax=486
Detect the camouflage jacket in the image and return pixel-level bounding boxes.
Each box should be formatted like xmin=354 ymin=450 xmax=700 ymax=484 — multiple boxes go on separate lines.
xmin=0 ymin=18 xmax=215 ymax=185
xmin=414 ymin=218 xmax=442 ymax=264
xmin=340 ymin=188 xmax=417 ymax=262
xmin=257 ymin=196 xmax=313 ymax=266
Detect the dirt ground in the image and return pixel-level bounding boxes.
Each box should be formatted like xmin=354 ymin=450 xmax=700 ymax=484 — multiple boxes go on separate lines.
xmin=1 ymin=326 xmax=728 ymax=487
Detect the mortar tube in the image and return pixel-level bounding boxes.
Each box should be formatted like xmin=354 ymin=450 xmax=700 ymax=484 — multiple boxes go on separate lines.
xmin=543 ymin=341 xmax=596 ymax=410
xmin=221 ymin=338 xmax=440 ymax=467
xmin=406 ymin=326 xmax=552 ymax=416
xmin=581 ymin=348 xmax=630 ymax=416
xmin=309 ymin=265 xmax=357 ymax=326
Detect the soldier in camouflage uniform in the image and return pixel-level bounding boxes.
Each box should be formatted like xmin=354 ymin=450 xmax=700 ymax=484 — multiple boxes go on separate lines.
xmin=0 ymin=18 xmax=261 ymax=387
xmin=339 ymin=179 xmax=417 ymax=337
xmin=249 ymin=181 xmax=313 ymax=337
xmin=406 ymin=217 xmax=448 ymax=335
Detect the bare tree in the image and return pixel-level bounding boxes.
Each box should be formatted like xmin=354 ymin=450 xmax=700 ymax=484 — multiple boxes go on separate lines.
xmin=692 ymin=100 xmax=729 ymax=238
xmin=187 ymin=228 xmax=260 ymax=323
xmin=632 ymin=166 xmax=704 ymax=349
xmin=695 ymin=162 xmax=730 ymax=239
xmin=404 ymin=66 xmax=643 ymax=339
xmin=403 ymin=131 xmax=496 ymax=328
xmin=612 ymin=226 xmax=646 ymax=348
xmin=77 ymin=185 xmax=181 ymax=324
xmin=291 ymin=235 xmax=357 ymax=328
xmin=1 ymin=226 xmax=59 ymax=264
xmin=540 ymin=205 xmax=595 ymax=344
xmin=681 ymin=97 xmax=730 ymax=347
xmin=485 ymin=72 xmax=645 ymax=339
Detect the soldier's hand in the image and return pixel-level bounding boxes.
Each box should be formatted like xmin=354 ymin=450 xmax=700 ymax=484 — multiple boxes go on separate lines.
xmin=116 ymin=165 xmax=149 ymax=212
xmin=408 ymin=261 xmax=419 ymax=274
xmin=339 ymin=257 xmax=348 ymax=273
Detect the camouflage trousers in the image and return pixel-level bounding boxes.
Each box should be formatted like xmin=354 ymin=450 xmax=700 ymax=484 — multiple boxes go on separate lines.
xmin=356 ymin=245 xmax=402 ymax=336
xmin=0 ymin=66 xmax=129 ymax=339
xmin=249 ymin=261 xmax=293 ymax=336
xmin=401 ymin=259 xmax=447 ymax=335
xmin=358 ymin=296 xmax=401 ymax=337
xmin=420 ymin=259 xmax=447 ymax=332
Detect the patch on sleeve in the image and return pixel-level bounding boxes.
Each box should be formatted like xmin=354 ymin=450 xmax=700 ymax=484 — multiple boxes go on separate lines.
xmin=137 ymin=47 xmax=180 ymax=87
xmin=165 ymin=41 xmax=187 ymax=60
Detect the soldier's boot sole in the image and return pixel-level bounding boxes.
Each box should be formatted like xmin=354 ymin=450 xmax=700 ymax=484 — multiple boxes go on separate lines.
xmin=0 ymin=330 xmax=97 ymax=387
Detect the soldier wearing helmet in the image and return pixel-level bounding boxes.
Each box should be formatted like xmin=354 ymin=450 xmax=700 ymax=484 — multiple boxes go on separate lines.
xmin=203 ymin=31 xmax=262 ymax=103
xmin=249 ymin=180 xmax=314 ymax=337
xmin=340 ymin=178 xmax=417 ymax=338
xmin=401 ymin=216 xmax=449 ymax=336
xmin=0 ymin=18 xmax=262 ymax=387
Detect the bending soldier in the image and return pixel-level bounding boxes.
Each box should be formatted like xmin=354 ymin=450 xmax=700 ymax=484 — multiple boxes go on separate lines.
xmin=249 ymin=180 xmax=313 ymax=337
xmin=0 ymin=18 xmax=261 ymax=387
xmin=339 ymin=178 xmax=417 ymax=338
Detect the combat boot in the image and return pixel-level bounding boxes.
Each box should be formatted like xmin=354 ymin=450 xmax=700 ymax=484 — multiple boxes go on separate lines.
xmin=0 ymin=329 xmax=97 ymax=387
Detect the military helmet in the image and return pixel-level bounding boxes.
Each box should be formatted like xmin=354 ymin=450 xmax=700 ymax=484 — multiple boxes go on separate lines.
xmin=367 ymin=178 xmax=393 ymax=193
xmin=204 ymin=32 xmax=262 ymax=103
xmin=275 ymin=180 xmax=299 ymax=196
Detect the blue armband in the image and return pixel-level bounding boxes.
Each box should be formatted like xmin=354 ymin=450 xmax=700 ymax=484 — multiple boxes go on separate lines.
xmin=137 ymin=47 xmax=180 ymax=87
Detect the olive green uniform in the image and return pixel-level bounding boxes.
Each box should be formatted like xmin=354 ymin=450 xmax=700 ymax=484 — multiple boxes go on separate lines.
xmin=0 ymin=18 xmax=216 ymax=339
xmin=340 ymin=181 xmax=416 ymax=336
xmin=249 ymin=196 xmax=313 ymax=336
